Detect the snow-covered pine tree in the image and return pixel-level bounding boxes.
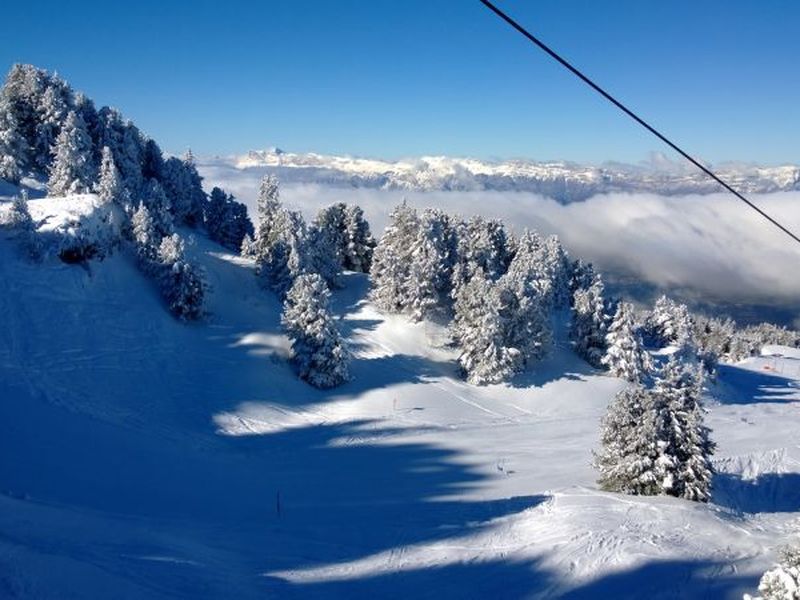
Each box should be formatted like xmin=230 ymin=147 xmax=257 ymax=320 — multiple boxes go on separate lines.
xmin=342 ymin=203 xmax=375 ymax=272
xmin=240 ymin=233 xmax=256 ymax=258
xmin=571 ymin=274 xmax=609 ymax=368
xmin=97 ymin=108 xmax=144 ymax=197
xmin=205 ymin=187 xmax=254 ymax=251
xmin=651 ymin=356 xmax=714 ymax=502
xmin=34 ymin=82 xmax=70 ymax=172
xmin=47 ymin=111 xmax=94 ymax=196
xmin=602 ymin=302 xmax=652 ymax=382
xmin=254 ymin=174 xmax=282 ymax=260
xmin=0 ymin=92 xmax=27 ymax=183
xmin=451 ymin=215 xmax=512 ymax=294
xmin=541 ymin=235 xmax=572 ymax=309
xmin=569 ymin=258 xmax=596 ymax=301
xmin=282 ymin=273 xmax=350 ymax=388
xmin=499 ymin=230 xmax=554 ymax=362
xmin=403 ymin=208 xmax=455 ymax=321
xmin=370 ymin=201 xmax=418 ymax=313
xmin=307 ymin=221 xmax=343 ymax=289
xmin=1 ymin=64 xmax=45 ymax=171
xmin=595 ymin=384 xmax=662 ymax=496
xmin=258 ymin=208 xmax=309 ymax=296
xmin=95 ymin=146 xmax=123 ymax=205
xmin=452 ymin=269 xmax=522 ymax=384
xmin=746 ymin=543 xmax=800 ymax=600
xmin=142 ymin=179 xmax=173 ymax=238
xmin=131 ymin=203 xmax=159 ymax=263
xmin=6 ymin=191 xmax=44 ymax=260
xmin=157 ymin=233 xmax=205 ymax=321
xmin=646 ymin=295 xmax=695 ymax=350
xmin=312 ymin=203 xmax=348 ymax=266
xmin=141 ymin=138 xmax=165 ymax=181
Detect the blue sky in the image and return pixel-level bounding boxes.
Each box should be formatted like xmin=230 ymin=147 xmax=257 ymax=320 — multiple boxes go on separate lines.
xmin=4 ymin=0 xmax=799 ymax=164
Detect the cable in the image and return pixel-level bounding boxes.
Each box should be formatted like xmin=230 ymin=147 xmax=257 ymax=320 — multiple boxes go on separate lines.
xmin=479 ymin=0 xmax=800 ymax=246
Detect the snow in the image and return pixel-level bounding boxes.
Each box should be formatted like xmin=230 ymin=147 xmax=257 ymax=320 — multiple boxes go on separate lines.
xmin=207 ymin=148 xmax=800 ymax=200
xmin=1 ymin=196 xmax=799 ymax=598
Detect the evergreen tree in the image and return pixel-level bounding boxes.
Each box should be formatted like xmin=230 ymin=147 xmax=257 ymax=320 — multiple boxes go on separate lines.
xmin=602 ymin=302 xmax=652 ymax=382
xmin=0 ymin=93 xmax=27 ymax=183
xmin=157 ymin=233 xmax=205 ymax=321
xmin=451 ymin=215 xmax=512 ymax=295
xmin=131 ymin=203 xmax=159 ymax=263
xmin=571 ymin=274 xmax=609 ymax=367
xmin=342 ymin=204 xmax=375 ymax=272
xmin=746 ymin=544 xmax=800 ymax=600
xmin=403 ymin=208 xmax=455 ymax=320
xmin=95 ymin=146 xmax=123 ymax=205
xmin=646 ymin=295 xmax=695 ymax=350
xmin=240 ymin=232 xmax=256 ymax=258
xmin=7 ymin=191 xmax=43 ymax=260
xmin=34 ymin=83 xmax=70 ymax=171
xmin=258 ymin=208 xmax=309 ymax=296
xmin=308 ymin=220 xmax=343 ymax=288
xmin=282 ymin=273 xmax=350 ymax=388
xmin=47 ymin=111 xmax=94 ymax=196
xmin=370 ymin=201 xmax=418 ymax=312
xmin=595 ymin=384 xmax=663 ymax=496
xmin=253 ymin=173 xmax=282 ymax=261
xmin=651 ymin=356 xmax=714 ymax=502
xmin=205 ymin=187 xmax=254 ymax=251
xmin=142 ymin=179 xmax=173 ymax=237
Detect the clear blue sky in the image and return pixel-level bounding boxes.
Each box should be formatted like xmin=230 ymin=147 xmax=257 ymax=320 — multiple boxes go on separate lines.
xmin=4 ymin=0 xmax=799 ymax=164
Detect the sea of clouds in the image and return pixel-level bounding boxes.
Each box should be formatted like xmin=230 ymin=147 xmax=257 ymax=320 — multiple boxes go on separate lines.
xmin=199 ymin=163 xmax=800 ymax=317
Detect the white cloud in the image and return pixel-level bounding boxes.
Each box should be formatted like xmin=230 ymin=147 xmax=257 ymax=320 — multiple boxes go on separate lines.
xmin=200 ymin=164 xmax=800 ymax=306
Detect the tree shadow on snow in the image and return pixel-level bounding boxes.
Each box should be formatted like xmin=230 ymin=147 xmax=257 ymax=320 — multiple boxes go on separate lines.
xmin=712 ymin=364 xmax=799 ymax=405
xmin=712 ymin=471 xmax=800 ymax=514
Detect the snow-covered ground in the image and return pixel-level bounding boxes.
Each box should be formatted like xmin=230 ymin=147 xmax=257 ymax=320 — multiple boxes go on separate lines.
xmin=1 ymin=196 xmax=799 ymax=599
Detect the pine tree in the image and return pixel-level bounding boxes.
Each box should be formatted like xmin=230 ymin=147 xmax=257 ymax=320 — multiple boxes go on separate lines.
xmin=342 ymin=204 xmax=375 ymax=272
xmin=157 ymin=233 xmax=205 ymax=321
xmin=403 ymin=208 xmax=454 ymax=320
xmin=131 ymin=203 xmax=158 ymax=263
xmin=646 ymin=295 xmax=695 ymax=350
xmin=142 ymin=179 xmax=173 ymax=238
xmin=370 ymin=201 xmax=418 ymax=312
xmin=205 ymin=187 xmax=254 ymax=251
xmin=254 ymin=174 xmax=281 ymax=260
xmin=651 ymin=356 xmax=714 ymax=502
xmin=258 ymin=208 xmax=309 ymax=296
xmin=282 ymin=273 xmax=350 ymax=388
xmin=95 ymin=146 xmax=123 ymax=205
xmin=47 ymin=111 xmax=94 ymax=196
xmin=35 ymin=83 xmax=70 ymax=171
xmin=571 ymin=274 xmax=609 ymax=367
xmin=746 ymin=544 xmax=800 ymax=600
xmin=0 ymin=93 xmax=27 ymax=183
xmin=240 ymin=232 xmax=256 ymax=258
xmin=602 ymin=302 xmax=652 ymax=382
xmin=451 ymin=215 xmax=512 ymax=295
xmin=595 ymin=384 xmax=663 ymax=496
xmin=7 ymin=191 xmax=43 ymax=260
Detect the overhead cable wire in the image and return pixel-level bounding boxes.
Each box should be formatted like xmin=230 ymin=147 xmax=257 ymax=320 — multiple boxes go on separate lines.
xmin=479 ymin=0 xmax=800 ymax=246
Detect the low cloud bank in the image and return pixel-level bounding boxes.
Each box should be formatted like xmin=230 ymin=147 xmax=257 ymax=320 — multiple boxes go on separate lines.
xmin=200 ymin=164 xmax=800 ymax=311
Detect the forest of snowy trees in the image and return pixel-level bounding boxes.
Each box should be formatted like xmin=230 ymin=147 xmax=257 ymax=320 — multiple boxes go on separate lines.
xmin=0 ymin=64 xmax=257 ymax=320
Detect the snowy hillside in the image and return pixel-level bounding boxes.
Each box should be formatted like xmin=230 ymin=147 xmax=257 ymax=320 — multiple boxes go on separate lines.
xmin=1 ymin=195 xmax=799 ymax=599
xmin=200 ymin=149 xmax=800 ymax=201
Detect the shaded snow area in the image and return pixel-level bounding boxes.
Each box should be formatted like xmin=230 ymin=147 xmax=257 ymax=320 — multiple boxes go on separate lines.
xmin=1 ymin=200 xmax=800 ymax=599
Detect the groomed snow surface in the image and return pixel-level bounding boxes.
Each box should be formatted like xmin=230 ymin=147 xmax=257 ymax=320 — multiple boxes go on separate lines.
xmin=1 ymin=195 xmax=799 ymax=599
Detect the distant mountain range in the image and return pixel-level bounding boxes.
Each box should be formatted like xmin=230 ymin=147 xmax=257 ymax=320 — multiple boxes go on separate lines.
xmin=202 ymin=148 xmax=800 ymax=202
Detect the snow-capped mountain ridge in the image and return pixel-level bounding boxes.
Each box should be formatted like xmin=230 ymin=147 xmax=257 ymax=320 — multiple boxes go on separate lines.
xmin=221 ymin=149 xmax=800 ymax=201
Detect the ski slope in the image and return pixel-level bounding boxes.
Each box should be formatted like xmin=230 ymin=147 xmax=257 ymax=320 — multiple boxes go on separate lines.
xmin=1 ymin=197 xmax=800 ymax=599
